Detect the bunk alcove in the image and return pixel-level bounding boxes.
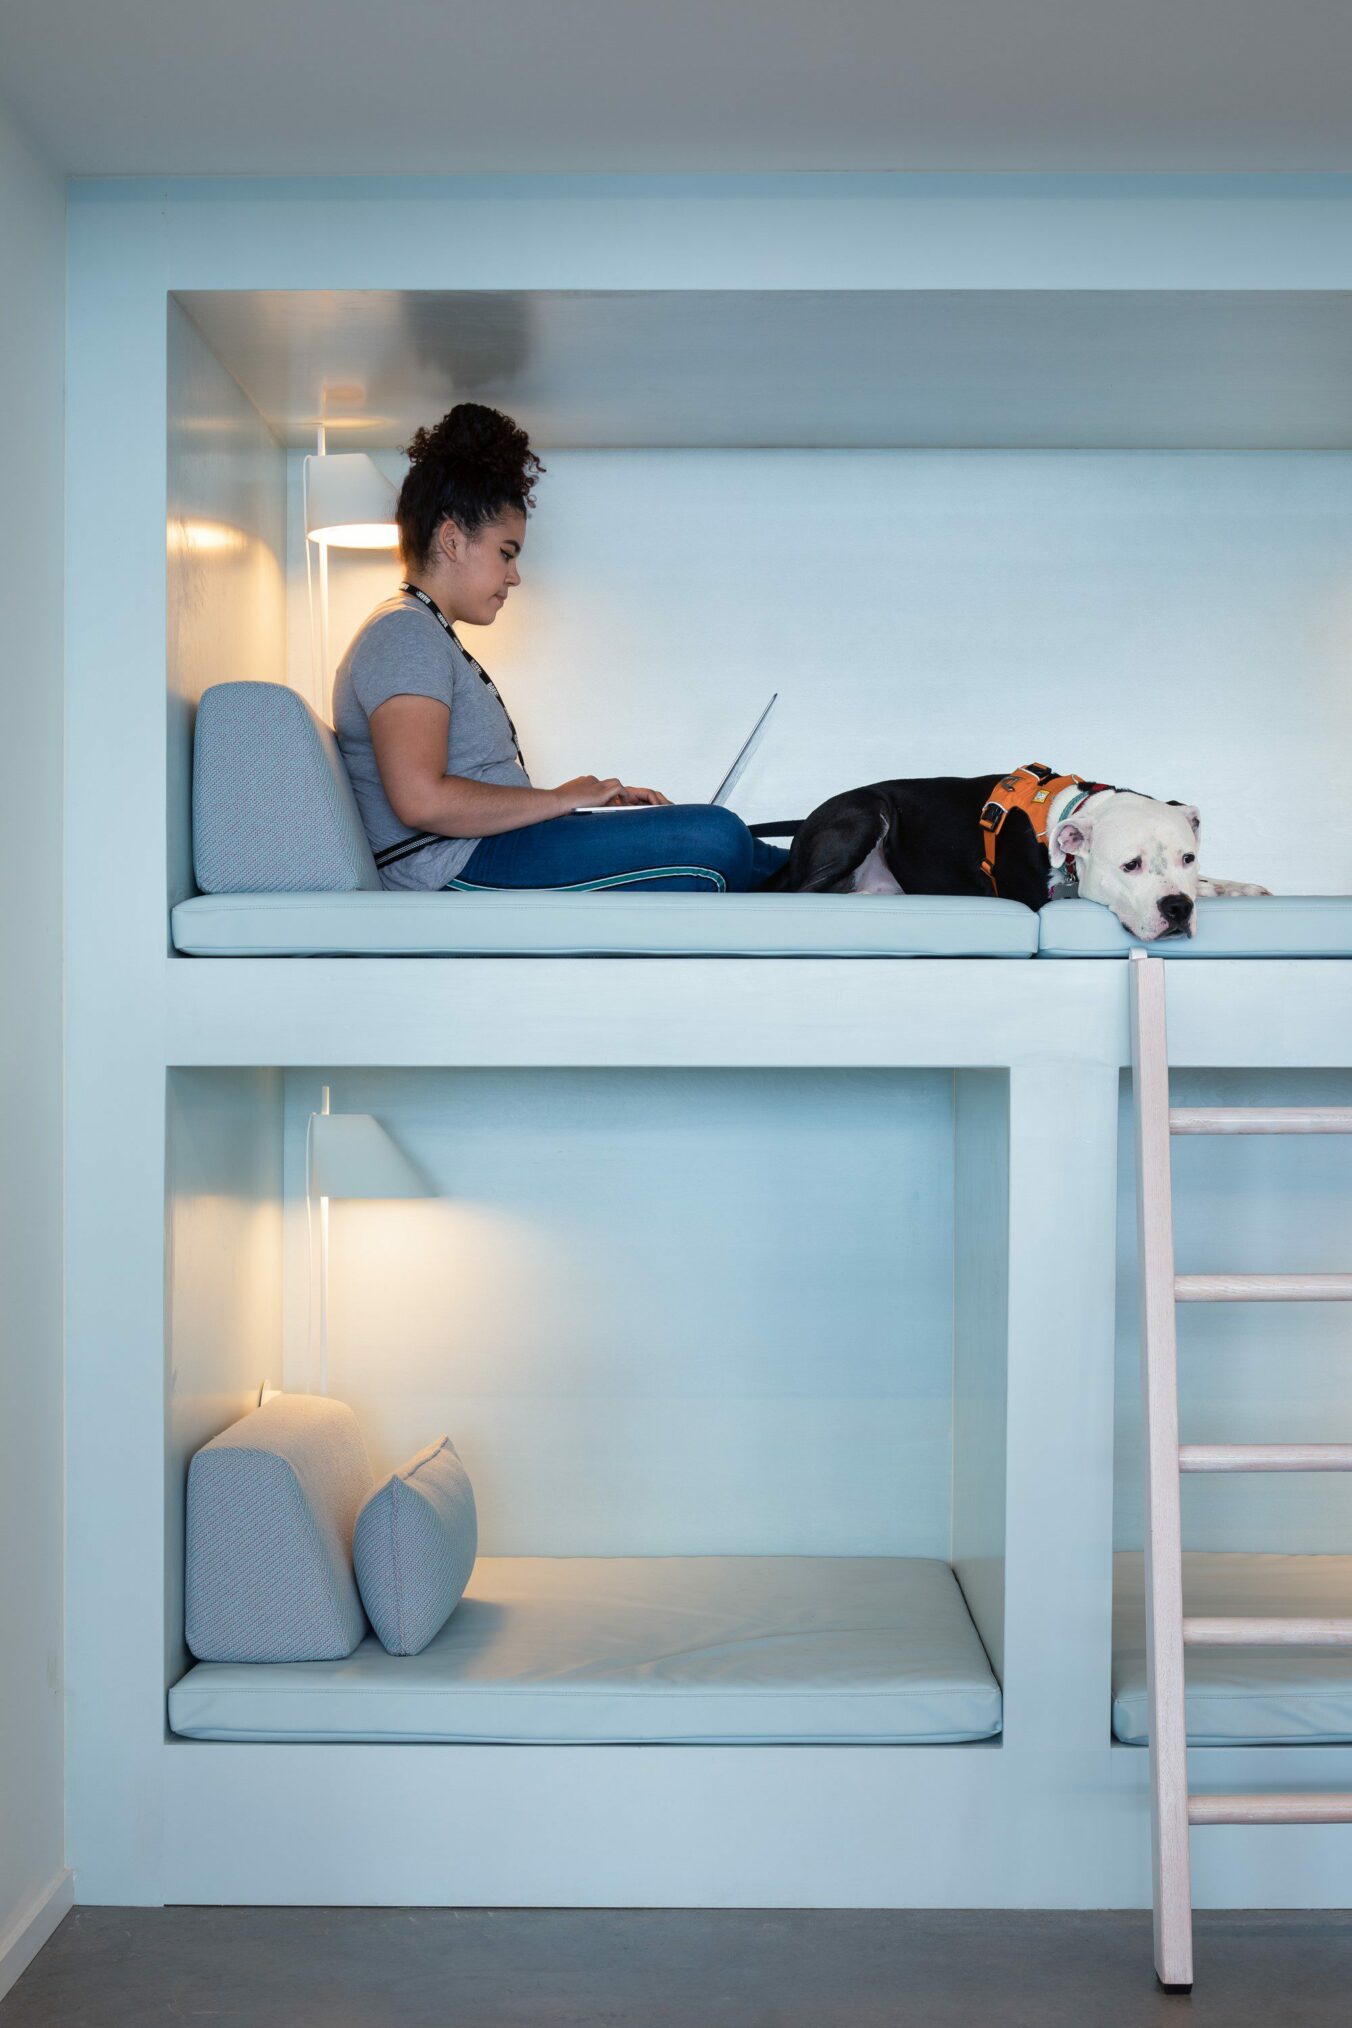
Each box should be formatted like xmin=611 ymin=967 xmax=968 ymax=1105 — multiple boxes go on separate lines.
xmin=166 ymin=284 xmax=1352 ymax=962
xmin=164 ymin=1061 xmax=1014 ymax=1751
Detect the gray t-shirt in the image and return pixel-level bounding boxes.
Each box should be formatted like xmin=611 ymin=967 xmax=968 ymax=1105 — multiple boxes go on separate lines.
xmin=332 ymin=591 xmax=532 ymax=888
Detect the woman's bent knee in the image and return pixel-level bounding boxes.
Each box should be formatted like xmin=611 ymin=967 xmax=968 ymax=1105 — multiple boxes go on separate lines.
xmin=661 ymin=805 xmax=756 ymax=890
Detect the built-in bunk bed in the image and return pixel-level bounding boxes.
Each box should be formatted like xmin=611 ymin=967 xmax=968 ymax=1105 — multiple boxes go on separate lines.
xmin=138 ymin=267 xmax=1352 ymax=1912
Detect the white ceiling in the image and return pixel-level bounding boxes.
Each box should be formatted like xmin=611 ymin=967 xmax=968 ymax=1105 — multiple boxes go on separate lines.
xmin=178 ymin=288 xmax=1352 ymax=450
xmin=3 ymin=1 xmax=1352 ymax=177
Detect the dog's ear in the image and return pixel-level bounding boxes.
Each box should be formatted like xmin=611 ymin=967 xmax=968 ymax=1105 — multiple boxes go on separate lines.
xmin=1050 ymin=816 xmax=1092 ymax=868
xmin=1168 ymin=799 xmax=1202 ymax=837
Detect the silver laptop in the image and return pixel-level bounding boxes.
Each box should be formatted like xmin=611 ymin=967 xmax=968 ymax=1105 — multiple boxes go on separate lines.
xmin=581 ymin=693 xmax=777 ymax=811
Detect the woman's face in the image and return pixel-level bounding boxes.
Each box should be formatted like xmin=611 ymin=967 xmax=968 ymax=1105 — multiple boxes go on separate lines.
xmin=439 ymin=508 xmax=525 ymax=626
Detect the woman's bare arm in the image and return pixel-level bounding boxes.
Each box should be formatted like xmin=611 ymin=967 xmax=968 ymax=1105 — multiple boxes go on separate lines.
xmin=368 ymin=694 xmax=666 ymax=837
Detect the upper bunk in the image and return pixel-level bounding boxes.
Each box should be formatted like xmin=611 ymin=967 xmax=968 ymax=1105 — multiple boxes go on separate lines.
xmin=153 ymin=248 xmax=1352 ymax=1068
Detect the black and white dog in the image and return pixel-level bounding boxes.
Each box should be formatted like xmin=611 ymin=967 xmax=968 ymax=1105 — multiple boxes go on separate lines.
xmin=769 ymin=771 xmax=1269 ymax=941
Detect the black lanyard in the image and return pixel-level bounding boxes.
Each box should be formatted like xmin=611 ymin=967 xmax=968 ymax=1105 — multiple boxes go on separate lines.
xmin=398 ymin=581 xmax=525 ymax=768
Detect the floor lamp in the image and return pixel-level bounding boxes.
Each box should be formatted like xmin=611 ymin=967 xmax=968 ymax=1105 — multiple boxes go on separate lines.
xmin=302 ymin=446 xmax=400 ymax=717
xmin=306 ymin=1088 xmax=432 ymax=1394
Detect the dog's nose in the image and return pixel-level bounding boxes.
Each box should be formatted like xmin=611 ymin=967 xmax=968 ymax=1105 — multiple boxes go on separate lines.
xmin=1159 ymin=892 xmax=1194 ymax=930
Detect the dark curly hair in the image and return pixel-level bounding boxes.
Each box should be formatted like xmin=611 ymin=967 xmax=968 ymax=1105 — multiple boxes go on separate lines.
xmin=397 ymin=403 xmax=544 ymax=570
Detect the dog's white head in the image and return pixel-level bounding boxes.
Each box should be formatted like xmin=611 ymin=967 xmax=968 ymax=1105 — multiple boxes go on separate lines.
xmin=1051 ymin=791 xmax=1200 ymax=941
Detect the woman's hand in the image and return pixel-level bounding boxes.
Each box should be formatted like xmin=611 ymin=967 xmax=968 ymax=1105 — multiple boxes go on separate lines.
xmin=611 ymin=784 xmax=672 ymax=807
xmin=550 ymin=777 xmax=672 ymax=812
xmin=551 ymin=774 xmax=624 ymax=812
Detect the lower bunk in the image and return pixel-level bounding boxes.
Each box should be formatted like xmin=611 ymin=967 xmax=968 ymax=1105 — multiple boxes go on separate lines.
xmin=170 ymin=1550 xmax=1352 ymax=1749
xmin=168 ymin=1554 xmax=1002 ymax=1745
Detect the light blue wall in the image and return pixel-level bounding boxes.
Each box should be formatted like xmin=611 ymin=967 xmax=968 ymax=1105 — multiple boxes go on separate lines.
xmin=0 ymin=96 xmax=67 ymax=1976
xmin=167 ymin=300 xmax=287 ymax=909
xmin=308 ymin=1067 xmax=956 ymax=1556
xmin=952 ymin=1072 xmax=1010 ymax=1676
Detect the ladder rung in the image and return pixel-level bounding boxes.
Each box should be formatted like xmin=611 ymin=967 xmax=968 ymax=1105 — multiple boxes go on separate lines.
xmin=1184 ymin=1616 xmax=1352 ymax=1646
xmin=1175 ymin=1273 xmax=1352 ymax=1302
xmin=1189 ymin=1793 xmax=1352 ymax=1826
xmin=1170 ymin=1107 xmax=1352 ymax=1135
xmin=1180 ymin=1443 xmax=1352 ymax=1472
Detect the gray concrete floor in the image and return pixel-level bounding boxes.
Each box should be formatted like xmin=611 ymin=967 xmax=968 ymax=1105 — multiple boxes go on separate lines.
xmin=4 ymin=1907 xmax=1351 ymax=2026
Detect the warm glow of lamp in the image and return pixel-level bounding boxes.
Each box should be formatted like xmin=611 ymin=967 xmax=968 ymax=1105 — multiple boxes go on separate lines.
xmin=168 ymin=516 xmax=248 ymax=557
xmin=314 ymin=523 xmax=401 ymax=549
xmin=303 ymin=453 xmax=399 ymax=549
xmin=306 ymin=1096 xmax=433 ymax=1393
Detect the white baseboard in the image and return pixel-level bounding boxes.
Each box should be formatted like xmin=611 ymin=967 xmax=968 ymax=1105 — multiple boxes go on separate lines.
xmin=0 ymin=1868 xmax=74 ymax=2006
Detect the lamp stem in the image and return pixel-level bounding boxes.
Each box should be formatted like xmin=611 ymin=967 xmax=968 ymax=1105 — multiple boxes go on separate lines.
xmin=318 ymin=1081 xmax=330 ymax=1394
xmin=305 ymin=1084 xmax=333 ymax=1395
xmin=302 ymin=456 xmax=322 ymax=714
xmin=318 ymin=542 xmax=331 ymax=722
xmin=318 ymin=1195 xmax=330 ymax=1397
xmin=315 ymin=425 xmax=331 ymax=720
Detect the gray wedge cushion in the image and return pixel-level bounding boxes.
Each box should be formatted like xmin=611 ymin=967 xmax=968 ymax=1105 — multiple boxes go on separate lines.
xmin=353 ymin=1437 xmax=479 ymax=1656
xmin=185 ymin=1394 xmax=374 ymax=1662
xmin=192 ymin=680 xmax=381 ymax=893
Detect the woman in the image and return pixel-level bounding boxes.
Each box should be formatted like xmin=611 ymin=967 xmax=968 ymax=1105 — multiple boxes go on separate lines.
xmin=332 ymin=403 xmax=787 ymax=894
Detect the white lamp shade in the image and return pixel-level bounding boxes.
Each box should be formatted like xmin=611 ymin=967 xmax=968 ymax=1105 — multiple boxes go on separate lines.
xmin=309 ymin=1113 xmax=431 ymax=1199
xmin=305 ymin=453 xmax=400 ymax=548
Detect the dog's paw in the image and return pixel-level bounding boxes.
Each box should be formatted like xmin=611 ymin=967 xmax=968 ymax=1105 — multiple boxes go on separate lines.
xmin=1197 ymin=877 xmax=1272 ymax=898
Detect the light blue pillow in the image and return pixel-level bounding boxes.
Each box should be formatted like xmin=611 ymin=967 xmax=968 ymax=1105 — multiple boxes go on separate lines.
xmin=353 ymin=1437 xmax=478 ymax=1656
xmin=193 ymin=680 xmax=381 ymax=894
xmin=185 ymin=1394 xmax=373 ymax=1662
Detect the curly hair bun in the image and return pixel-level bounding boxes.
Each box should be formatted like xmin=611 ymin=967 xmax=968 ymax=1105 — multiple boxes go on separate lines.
xmin=406 ymin=402 xmax=531 ymax=475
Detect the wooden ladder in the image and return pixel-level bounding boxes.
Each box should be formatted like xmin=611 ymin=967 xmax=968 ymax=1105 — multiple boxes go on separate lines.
xmin=1128 ymin=950 xmax=1352 ymax=1992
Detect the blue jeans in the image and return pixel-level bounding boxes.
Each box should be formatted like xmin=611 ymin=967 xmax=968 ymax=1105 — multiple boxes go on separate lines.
xmin=453 ymin=805 xmax=789 ymax=894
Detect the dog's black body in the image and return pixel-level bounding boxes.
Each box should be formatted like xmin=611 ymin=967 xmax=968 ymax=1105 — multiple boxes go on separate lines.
xmin=767 ymin=775 xmax=1062 ymax=907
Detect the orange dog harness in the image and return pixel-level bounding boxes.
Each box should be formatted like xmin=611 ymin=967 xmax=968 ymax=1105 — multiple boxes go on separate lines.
xmin=978 ymin=764 xmax=1098 ymax=897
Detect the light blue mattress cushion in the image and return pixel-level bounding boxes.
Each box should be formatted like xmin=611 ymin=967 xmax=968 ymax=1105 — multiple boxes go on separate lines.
xmin=168 ymin=1554 xmax=1003 ymax=1744
xmin=170 ymin=889 xmax=1039 ymax=957
xmin=1113 ymin=1552 xmax=1352 ymax=1745
xmin=354 ymin=1437 xmax=479 ymax=1656
xmin=185 ymin=1394 xmax=373 ymax=1664
xmin=193 ymin=680 xmax=381 ymax=894
xmin=1039 ymin=896 xmax=1352 ymax=957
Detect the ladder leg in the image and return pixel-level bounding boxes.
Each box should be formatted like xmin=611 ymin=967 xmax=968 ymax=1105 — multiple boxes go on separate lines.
xmin=1130 ymin=953 xmax=1194 ymax=1990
